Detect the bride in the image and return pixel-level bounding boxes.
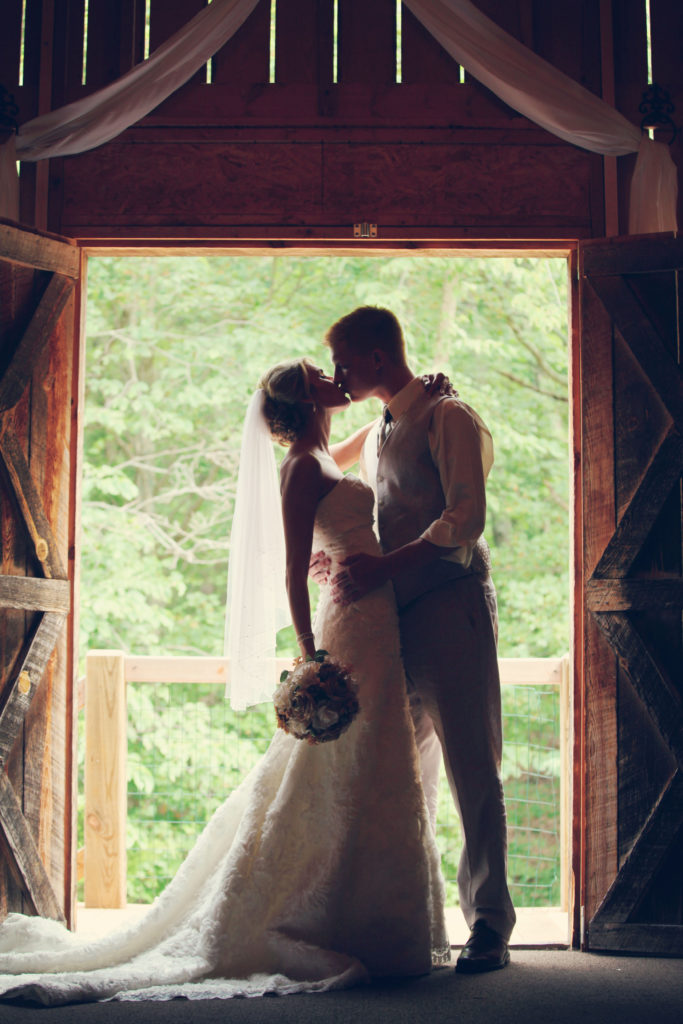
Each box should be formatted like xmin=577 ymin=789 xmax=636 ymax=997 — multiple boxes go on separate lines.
xmin=0 ymin=358 xmax=448 ymax=1005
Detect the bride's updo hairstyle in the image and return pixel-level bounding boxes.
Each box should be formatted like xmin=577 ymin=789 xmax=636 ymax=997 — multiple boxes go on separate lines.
xmin=259 ymin=358 xmax=314 ymax=445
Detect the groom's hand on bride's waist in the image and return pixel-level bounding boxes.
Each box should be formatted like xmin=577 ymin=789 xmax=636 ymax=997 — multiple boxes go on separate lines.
xmin=331 ymin=553 xmax=390 ymax=605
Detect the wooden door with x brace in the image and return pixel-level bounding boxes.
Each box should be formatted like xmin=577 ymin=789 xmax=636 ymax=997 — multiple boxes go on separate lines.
xmin=0 ymin=220 xmax=82 ymax=927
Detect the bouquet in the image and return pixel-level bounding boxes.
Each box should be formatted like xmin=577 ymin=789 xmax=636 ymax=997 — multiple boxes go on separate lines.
xmin=273 ymin=650 xmax=360 ymax=744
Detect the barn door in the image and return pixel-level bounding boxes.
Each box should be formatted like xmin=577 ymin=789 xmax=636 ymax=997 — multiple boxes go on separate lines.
xmin=579 ymin=233 xmax=683 ymax=954
xmin=0 ymin=220 xmax=82 ymax=926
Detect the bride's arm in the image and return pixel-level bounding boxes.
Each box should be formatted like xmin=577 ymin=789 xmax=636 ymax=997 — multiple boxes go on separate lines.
xmin=329 ymin=421 xmax=375 ymax=471
xmin=280 ymin=453 xmax=323 ymax=660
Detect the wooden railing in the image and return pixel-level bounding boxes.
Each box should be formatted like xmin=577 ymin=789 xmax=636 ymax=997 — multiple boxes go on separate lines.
xmin=79 ymin=651 xmax=570 ymax=910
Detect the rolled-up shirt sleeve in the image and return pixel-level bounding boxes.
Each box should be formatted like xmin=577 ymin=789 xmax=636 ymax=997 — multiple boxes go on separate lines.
xmin=421 ymin=400 xmax=494 ymax=566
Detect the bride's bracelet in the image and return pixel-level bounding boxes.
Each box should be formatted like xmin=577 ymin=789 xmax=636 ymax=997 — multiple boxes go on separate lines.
xmin=296 ymin=631 xmax=314 ymax=644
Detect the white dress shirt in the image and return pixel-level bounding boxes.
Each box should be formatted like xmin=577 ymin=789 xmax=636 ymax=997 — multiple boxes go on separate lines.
xmin=360 ymin=377 xmax=493 ymax=568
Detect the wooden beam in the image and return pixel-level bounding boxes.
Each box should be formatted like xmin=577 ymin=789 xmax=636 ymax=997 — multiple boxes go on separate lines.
xmin=84 ymin=651 xmax=127 ymax=909
xmin=0 ymin=611 xmax=66 ymax=766
xmin=586 ymin=577 xmax=683 ymax=612
xmin=593 ymin=430 xmax=683 ymax=579
xmin=0 ymin=575 xmax=71 ymax=612
xmin=0 ymin=273 xmax=75 ymax=413
xmin=0 ymin=773 xmax=66 ymax=923
xmin=0 ymin=422 xmax=67 ymax=579
xmin=589 ymin=772 xmax=683 ymax=953
xmin=582 ymin=234 xmax=683 ymax=276
xmin=585 ymin=274 xmax=683 ymax=429
xmin=593 ymin=612 xmax=683 ymax=769
xmin=0 ymin=221 xmax=79 ymax=277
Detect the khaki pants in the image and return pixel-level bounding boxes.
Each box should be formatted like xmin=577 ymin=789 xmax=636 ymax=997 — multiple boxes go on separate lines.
xmin=399 ymin=574 xmax=516 ymax=942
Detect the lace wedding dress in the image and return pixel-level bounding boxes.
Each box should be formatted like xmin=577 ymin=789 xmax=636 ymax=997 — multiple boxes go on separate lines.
xmin=0 ymin=475 xmax=448 ymax=1005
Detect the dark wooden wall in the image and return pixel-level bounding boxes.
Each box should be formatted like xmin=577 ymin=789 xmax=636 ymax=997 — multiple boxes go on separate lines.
xmin=3 ymin=0 xmax=680 ymax=242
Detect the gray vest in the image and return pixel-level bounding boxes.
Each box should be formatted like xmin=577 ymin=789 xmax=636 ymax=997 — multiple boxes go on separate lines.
xmin=376 ymin=393 xmax=487 ymax=608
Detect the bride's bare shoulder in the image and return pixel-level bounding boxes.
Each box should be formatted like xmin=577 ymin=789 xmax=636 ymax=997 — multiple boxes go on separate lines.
xmin=279 ymin=449 xmax=323 ymax=495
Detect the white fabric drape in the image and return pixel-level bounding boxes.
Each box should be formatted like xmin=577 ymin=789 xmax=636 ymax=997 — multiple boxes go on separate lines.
xmin=16 ymin=0 xmax=259 ymax=161
xmin=405 ymin=0 xmax=677 ymax=233
xmin=0 ymin=0 xmax=259 ymax=219
xmin=0 ymin=0 xmax=677 ymax=228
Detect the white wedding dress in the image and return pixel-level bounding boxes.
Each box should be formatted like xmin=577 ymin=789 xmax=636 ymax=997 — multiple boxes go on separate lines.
xmin=0 ymin=474 xmax=448 ymax=1005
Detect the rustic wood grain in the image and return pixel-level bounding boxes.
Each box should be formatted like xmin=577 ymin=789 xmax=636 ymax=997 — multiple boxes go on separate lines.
xmin=581 ymin=234 xmax=683 ymax=277
xmin=0 ymin=611 xmax=66 ymax=765
xmin=613 ymin=332 xmax=671 ymax=521
xmin=0 ymin=423 xmax=67 ymax=579
xmin=592 ymin=429 xmax=683 ymax=579
xmin=0 ymin=773 xmax=65 ymax=923
xmin=580 ymin=262 xmax=618 ymax=930
xmin=0 ymin=576 xmax=70 ymax=611
xmin=589 ymin=772 xmax=683 ymax=954
xmin=0 ymin=273 xmax=74 ymax=413
xmin=586 ymin=274 xmax=683 ymax=429
xmin=581 ymin=235 xmax=683 ymax=948
xmin=0 ymin=222 xmax=79 ymax=277
xmin=586 ymin=578 xmax=683 ymax=612
xmin=593 ymin=612 xmax=683 ymax=769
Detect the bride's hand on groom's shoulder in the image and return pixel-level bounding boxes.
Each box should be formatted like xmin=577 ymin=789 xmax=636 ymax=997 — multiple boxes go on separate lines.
xmin=421 ymin=372 xmax=458 ymax=397
xmin=309 ymin=550 xmax=331 ymax=585
xmin=331 ymin=553 xmax=390 ymax=605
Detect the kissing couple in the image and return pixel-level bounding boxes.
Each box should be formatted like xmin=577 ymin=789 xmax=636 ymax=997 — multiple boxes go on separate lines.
xmin=0 ymin=306 xmax=514 ymax=1005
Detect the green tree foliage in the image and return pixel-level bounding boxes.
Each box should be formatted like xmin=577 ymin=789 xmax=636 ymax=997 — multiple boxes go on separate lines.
xmin=80 ymin=255 xmax=569 ymax=906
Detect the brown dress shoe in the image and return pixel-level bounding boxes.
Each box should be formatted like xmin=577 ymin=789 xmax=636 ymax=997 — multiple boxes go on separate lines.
xmin=456 ymin=920 xmax=510 ymax=974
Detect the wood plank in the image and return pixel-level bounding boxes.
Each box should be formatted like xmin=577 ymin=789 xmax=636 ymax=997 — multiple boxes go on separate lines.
xmin=338 ymin=0 xmax=396 ymax=85
xmin=590 ymin=772 xmax=683 ymax=930
xmin=210 ymin=0 xmax=270 ymax=85
xmin=0 ymin=423 xmax=67 ymax=579
xmin=0 ymin=611 xmax=66 ymax=766
xmin=593 ymin=612 xmax=683 ymax=770
xmin=0 ymin=0 xmax=23 ymax=90
xmin=580 ymin=259 xmax=618 ymax=929
xmin=0 ymin=273 xmax=74 ymax=413
xmin=593 ymin=430 xmax=683 ymax=579
xmin=0 ymin=221 xmax=79 ymax=277
xmin=586 ymin=274 xmax=683 ymax=429
xmin=85 ymin=0 xmax=127 ymax=89
xmin=149 ymin=0 xmax=205 ymax=53
xmin=64 ymin=249 xmax=86 ymax=928
xmin=84 ymin=651 xmax=127 ymax=909
xmin=586 ymin=577 xmax=683 ymax=612
xmin=581 ymin=234 xmax=683 ymax=277
xmin=0 ymin=575 xmax=70 ymax=611
xmin=0 ymin=773 xmax=65 ymax=922
xmin=401 ymin=5 xmax=463 ymax=85
xmin=613 ymin=330 xmax=671 ymax=521
xmin=588 ymin=920 xmax=683 ymax=955
xmin=122 ymin=653 xmax=564 ymax=686
xmin=275 ymin=0 xmax=325 ymax=86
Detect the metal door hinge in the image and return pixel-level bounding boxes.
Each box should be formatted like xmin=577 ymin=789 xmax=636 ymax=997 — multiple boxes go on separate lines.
xmin=353 ymin=222 xmax=377 ymax=239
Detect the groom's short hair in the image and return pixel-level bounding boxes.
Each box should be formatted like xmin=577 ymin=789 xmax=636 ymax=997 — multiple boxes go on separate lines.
xmin=325 ymin=306 xmax=406 ymax=363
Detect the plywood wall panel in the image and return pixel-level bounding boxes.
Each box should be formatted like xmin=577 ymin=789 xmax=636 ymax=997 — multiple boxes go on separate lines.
xmin=58 ymin=136 xmax=597 ymax=234
xmin=59 ymin=142 xmax=324 ymax=226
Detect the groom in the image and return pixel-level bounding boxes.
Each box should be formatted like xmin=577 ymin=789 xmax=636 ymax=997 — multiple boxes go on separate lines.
xmin=324 ymin=306 xmax=515 ymax=973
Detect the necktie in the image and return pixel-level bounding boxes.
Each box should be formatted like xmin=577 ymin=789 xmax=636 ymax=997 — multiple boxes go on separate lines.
xmin=377 ymin=406 xmax=393 ymax=456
